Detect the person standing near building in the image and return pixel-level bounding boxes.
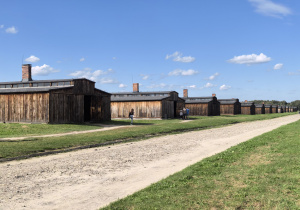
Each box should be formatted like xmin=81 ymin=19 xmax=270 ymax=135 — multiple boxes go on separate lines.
xmin=186 ymin=107 xmax=190 ymax=120
xmin=183 ymin=107 xmax=187 ymax=120
xmin=129 ymin=108 xmax=134 ymax=125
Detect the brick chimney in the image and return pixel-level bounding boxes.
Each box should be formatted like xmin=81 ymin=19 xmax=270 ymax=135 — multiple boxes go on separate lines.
xmin=245 ymin=100 xmax=248 ymax=103
xmin=212 ymin=93 xmax=216 ymax=97
xmin=183 ymin=89 xmax=188 ymax=98
xmin=133 ymin=83 xmax=139 ymax=92
xmin=22 ymin=64 xmax=32 ymax=82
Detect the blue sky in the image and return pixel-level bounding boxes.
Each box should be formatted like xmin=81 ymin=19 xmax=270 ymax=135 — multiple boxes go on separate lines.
xmin=1 ymin=0 xmax=299 ymax=102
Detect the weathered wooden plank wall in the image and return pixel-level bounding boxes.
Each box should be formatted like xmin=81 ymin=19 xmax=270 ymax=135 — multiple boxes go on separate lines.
xmin=49 ymin=93 xmax=84 ymax=123
xmin=111 ymin=101 xmax=163 ymax=118
xmin=73 ymin=80 xmax=95 ymax=95
xmin=176 ymin=100 xmax=185 ymax=117
xmin=241 ymin=106 xmax=255 ymax=115
xmin=185 ymin=103 xmax=211 ymax=116
xmin=0 ymin=93 xmax=49 ymax=123
xmin=265 ymin=106 xmax=272 ymax=114
xmin=220 ymin=104 xmax=236 ymax=115
xmin=255 ymin=107 xmax=265 ymax=114
xmin=90 ymin=95 xmax=111 ymax=122
xmin=272 ymin=106 xmax=278 ymax=113
xmin=162 ymin=100 xmax=174 ymax=118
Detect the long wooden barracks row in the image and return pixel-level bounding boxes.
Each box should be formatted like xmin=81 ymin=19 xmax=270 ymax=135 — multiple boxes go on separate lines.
xmin=0 ymin=65 xmax=298 ymax=123
xmin=111 ymin=87 xmax=297 ymax=119
xmin=0 ymin=64 xmax=111 ymax=123
xmin=111 ymin=83 xmax=185 ymax=118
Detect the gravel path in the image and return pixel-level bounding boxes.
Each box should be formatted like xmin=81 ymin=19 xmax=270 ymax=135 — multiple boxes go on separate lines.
xmin=0 ymin=114 xmax=299 ymax=210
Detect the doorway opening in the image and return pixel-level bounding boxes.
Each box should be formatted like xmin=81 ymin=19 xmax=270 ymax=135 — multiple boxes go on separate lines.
xmin=84 ymin=95 xmax=91 ymax=122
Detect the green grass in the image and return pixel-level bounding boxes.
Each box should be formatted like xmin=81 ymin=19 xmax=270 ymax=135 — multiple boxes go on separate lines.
xmin=102 ymin=117 xmax=300 ymax=209
xmin=0 ymin=123 xmax=104 ymax=138
xmin=0 ymin=112 xmax=296 ymax=160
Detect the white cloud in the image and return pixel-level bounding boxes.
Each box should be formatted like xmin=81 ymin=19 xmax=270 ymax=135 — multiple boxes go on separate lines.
xmin=0 ymin=25 xmax=4 ymax=29
xmin=249 ymin=0 xmax=292 ymax=18
xmin=69 ymin=68 xmax=114 ymax=82
xmin=273 ymin=63 xmax=283 ymax=70
xmin=208 ymin=72 xmax=220 ymax=80
xmin=288 ymin=70 xmax=300 ymax=76
xmin=99 ymin=78 xmax=118 ymax=84
xmin=227 ymin=53 xmax=271 ymax=65
xmin=119 ymin=83 xmax=127 ymax=88
xmin=220 ymin=84 xmax=231 ymax=91
xmin=112 ymin=57 xmax=117 ymax=60
xmin=32 ymin=64 xmax=59 ymax=76
xmin=165 ymin=51 xmax=195 ymax=63
xmin=140 ymin=74 xmax=149 ymax=80
xmin=147 ymin=83 xmax=167 ymax=89
xmin=25 ymin=55 xmax=40 ymax=63
xmin=188 ymin=85 xmax=196 ymax=88
xmin=204 ymin=82 xmax=216 ymax=88
xmin=80 ymin=58 xmax=85 ymax=62
xmin=168 ymin=69 xmax=198 ymax=76
xmin=5 ymin=26 xmax=18 ymax=34
xmin=70 ymin=69 xmax=110 ymax=77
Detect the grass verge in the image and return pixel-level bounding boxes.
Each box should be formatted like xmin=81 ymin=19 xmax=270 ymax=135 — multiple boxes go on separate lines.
xmin=0 ymin=123 xmax=104 ymax=138
xmin=0 ymin=112 xmax=296 ymax=160
xmin=102 ymin=118 xmax=300 ymax=209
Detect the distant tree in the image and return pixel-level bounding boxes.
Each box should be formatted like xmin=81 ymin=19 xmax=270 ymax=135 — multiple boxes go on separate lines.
xmin=248 ymin=99 xmax=298 ymax=111
xmin=250 ymin=100 xmax=287 ymax=105
xmin=290 ymin=100 xmax=300 ymax=110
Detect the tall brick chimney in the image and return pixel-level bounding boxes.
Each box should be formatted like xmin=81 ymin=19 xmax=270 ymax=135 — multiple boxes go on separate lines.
xmin=245 ymin=100 xmax=248 ymax=103
xmin=22 ymin=64 xmax=32 ymax=82
xmin=212 ymin=93 xmax=216 ymax=97
xmin=133 ymin=83 xmax=139 ymax=92
xmin=183 ymin=89 xmax=188 ymax=98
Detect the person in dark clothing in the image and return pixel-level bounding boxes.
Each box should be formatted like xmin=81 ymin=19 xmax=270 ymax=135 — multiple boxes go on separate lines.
xmin=186 ymin=108 xmax=190 ymax=120
xmin=129 ymin=108 xmax=134 ymax=125
xmin=183 ymin=107 xmax=187 ymax=120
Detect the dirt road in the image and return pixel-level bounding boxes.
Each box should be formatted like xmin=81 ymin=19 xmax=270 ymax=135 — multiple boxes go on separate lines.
xmin=0 ymin=114 xmax=299 ymax=210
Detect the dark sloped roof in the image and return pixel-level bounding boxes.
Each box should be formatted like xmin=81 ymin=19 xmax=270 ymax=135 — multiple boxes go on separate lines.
xmin=255 ymin=104 xmax=265 ymax=108
xmin=0 ymin=86 xmax=72 ymax=94
xmin=183 ymin=96 xmax=214 ymax=100
xmin=184 ymin=99 xmax=213 ymax=104
xmin=111 ymin=91 xmax=175 ymax=95
xmin=0 ymin=78 xmax=95 ymax=85
xmin=218 ymin=99 xmax=240 ymax=105
xmin=264 ymin=105 xmax=272 ymax=108
xmin=241 ymin=102 xmax=254 ymax=107
xmin=111 ymin=95 xmax=169 ymax=102
xmin=183 ymin=96 xmax=215 ymax=104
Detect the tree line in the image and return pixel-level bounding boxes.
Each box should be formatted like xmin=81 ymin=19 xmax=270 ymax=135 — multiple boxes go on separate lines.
xmin=250 ymin=100 xmax=300 ymax=109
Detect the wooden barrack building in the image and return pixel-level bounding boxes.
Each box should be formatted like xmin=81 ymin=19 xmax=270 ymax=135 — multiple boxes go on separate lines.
xmin=183 ymin=90 xmax=220 ymax=116
xmin=255 ymin=104 xmax=265 ymax=114
xmin=0 ymin=64 xmax=111 ymax=123
xmin=111 ymin=83 xmax=185 ymax=119
xmin=218 ymin=99 xmax=241 ymax=115
xmin=278 ymin=106 xmax=283 ymax=113
xmin=264 ymin=105 xmax=273 ymax=114
xmin=271 ymin=105 xmax=278 ymax=113
xmin=241 ymin=101 xmax=255 ymax=115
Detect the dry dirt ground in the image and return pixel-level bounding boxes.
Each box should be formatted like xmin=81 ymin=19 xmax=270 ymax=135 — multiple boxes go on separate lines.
xmin=0 ymin=114 xmax=299 ymax=210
